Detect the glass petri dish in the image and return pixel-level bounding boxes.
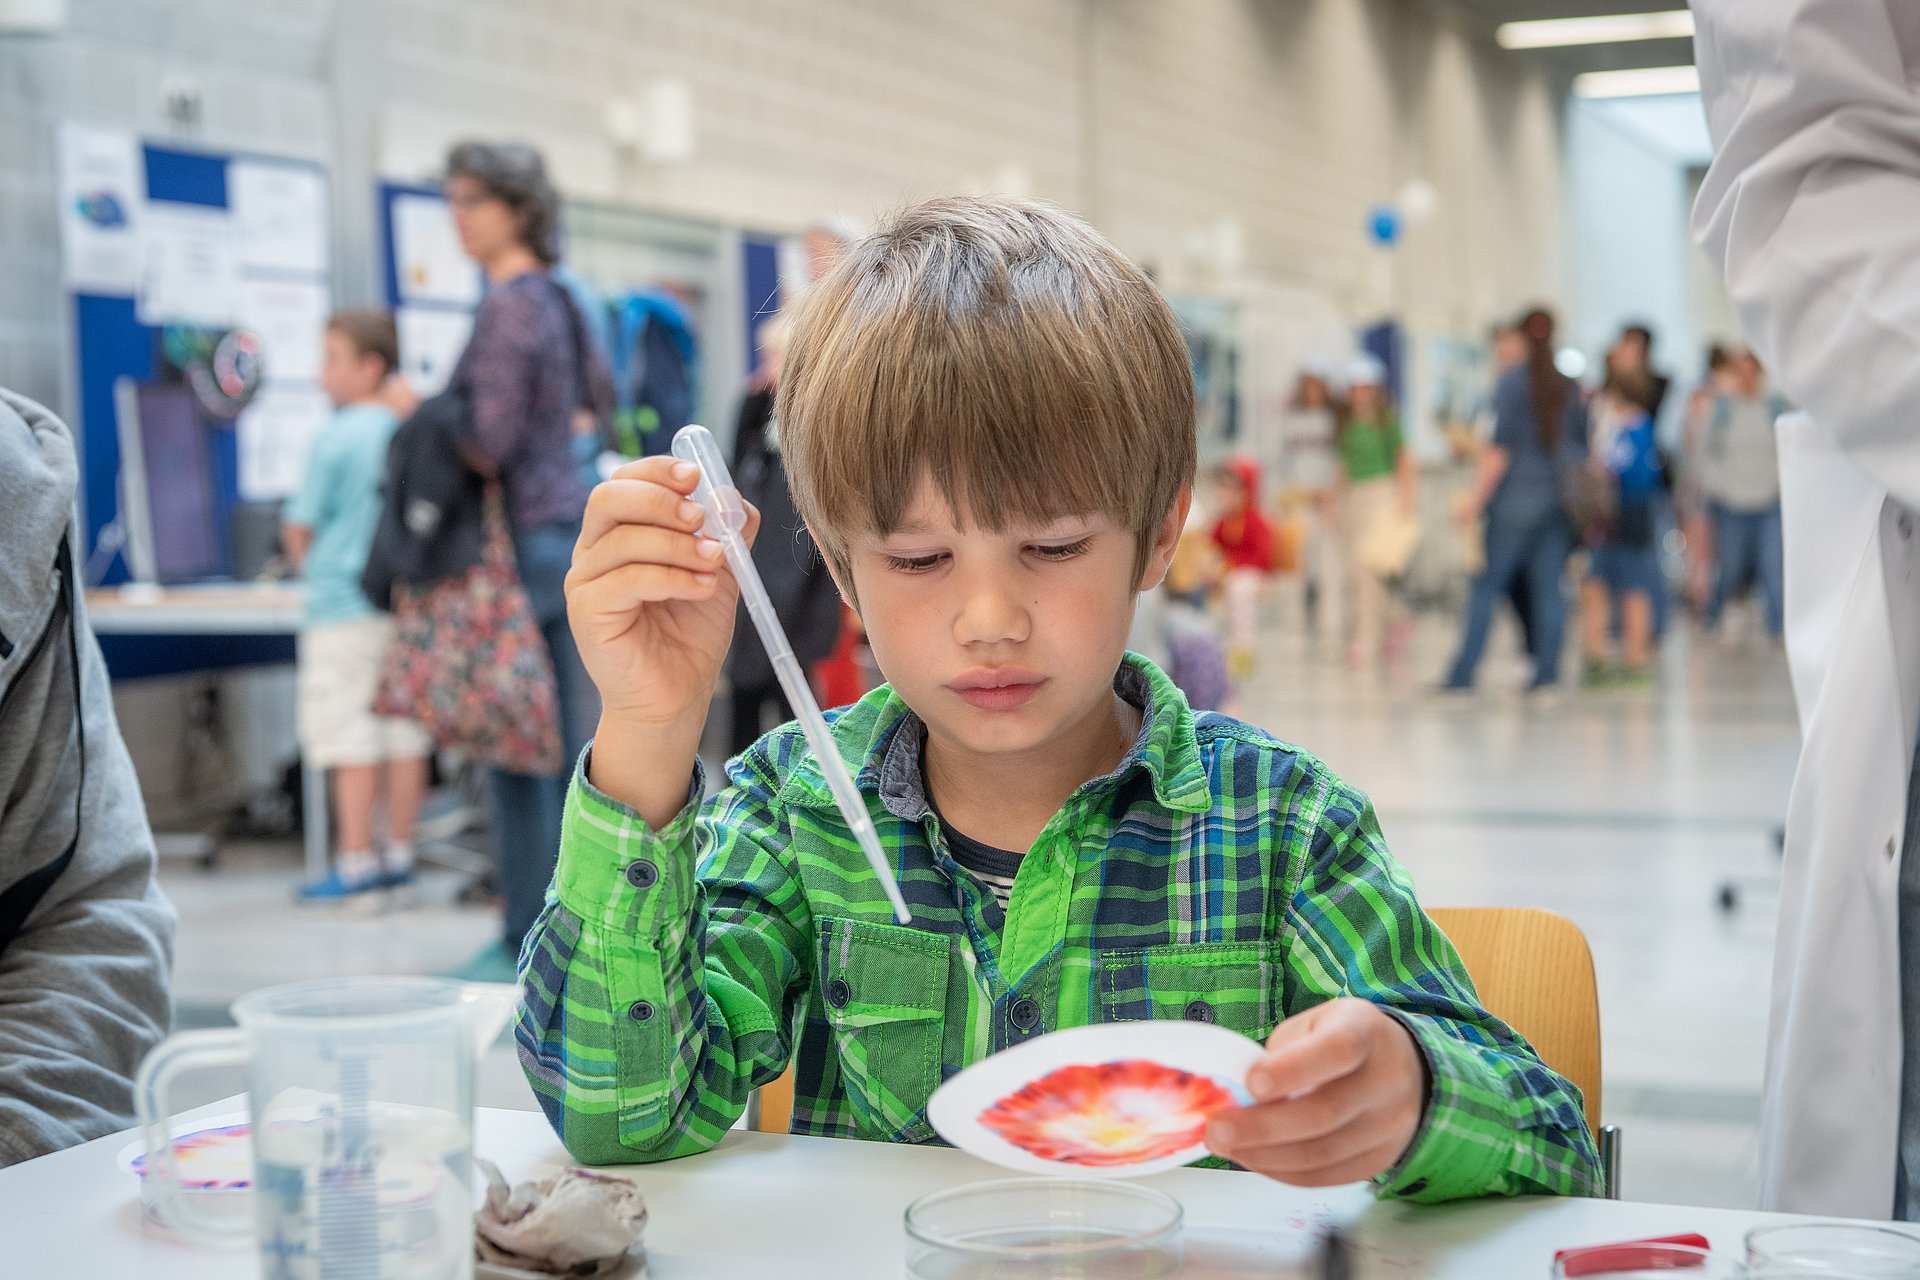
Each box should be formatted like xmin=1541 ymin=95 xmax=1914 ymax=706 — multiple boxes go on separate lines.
xmin=1745 ymin=1223 xmax=1920 ymax=1277
xmin=904 ymin=1177 xmax=1183 ymax=1280
xmin=1553 ymin=1242 xmax=1750 ymax=1279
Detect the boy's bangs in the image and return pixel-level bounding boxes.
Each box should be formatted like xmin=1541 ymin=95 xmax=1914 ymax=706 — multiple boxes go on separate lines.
xmin=823 ymin=305 xmax=1148 ymax=543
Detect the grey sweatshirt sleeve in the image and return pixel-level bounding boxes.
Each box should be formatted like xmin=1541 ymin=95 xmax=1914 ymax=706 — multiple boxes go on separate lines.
xmin=0 ymin=580 xmax=175 ymax=1167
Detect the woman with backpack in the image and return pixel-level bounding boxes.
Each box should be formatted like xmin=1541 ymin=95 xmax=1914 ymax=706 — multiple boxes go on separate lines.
xmin=1441 ymin=308 xmax=1588 ymax=695
xmin=443 ymin=141 xmax=613 ymax=961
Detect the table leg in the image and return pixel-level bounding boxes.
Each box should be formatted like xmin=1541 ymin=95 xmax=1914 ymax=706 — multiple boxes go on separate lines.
xmin=302 ymin=764 xmax=329 ymax=883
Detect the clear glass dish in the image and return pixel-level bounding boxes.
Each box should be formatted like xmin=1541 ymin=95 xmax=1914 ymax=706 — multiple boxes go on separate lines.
xmin=1745 ymin=1223 xmax=1920 ymax=1277
xmin=903 ymin=1177 xmax=1183 ymax=1280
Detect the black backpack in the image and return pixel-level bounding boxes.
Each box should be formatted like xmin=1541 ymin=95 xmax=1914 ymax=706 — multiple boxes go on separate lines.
xmin=359 ymin=390 xmax=487 ymax=610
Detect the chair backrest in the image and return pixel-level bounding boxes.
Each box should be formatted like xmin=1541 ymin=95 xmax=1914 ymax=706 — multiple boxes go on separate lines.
xmin=1425 ymin=906 xmax=1603 ymax=1135
xmin=755 ymin=1065 xmax=796 ymax=1134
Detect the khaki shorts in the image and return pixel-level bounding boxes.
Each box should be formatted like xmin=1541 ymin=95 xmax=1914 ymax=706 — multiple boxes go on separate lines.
xmin=297 ymin=616 xmax=434 ymax=768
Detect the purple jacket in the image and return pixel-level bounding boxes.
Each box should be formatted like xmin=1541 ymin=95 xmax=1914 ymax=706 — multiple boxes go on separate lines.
xmin=453 ymin=271 xmax=611 ymax=529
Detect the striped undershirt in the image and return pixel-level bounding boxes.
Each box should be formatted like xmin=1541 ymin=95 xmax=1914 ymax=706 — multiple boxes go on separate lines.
xmin=936 ymin=815 xmax=1023 ymax=909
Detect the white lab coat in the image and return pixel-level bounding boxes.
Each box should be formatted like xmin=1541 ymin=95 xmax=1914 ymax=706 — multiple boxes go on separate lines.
xmin=1692 ymin=0 xmax=1920 ymax=1216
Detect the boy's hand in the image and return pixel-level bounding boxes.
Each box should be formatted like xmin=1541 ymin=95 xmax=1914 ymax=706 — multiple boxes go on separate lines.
xmin=1204 ymin=997 xmax=1427 ymax=1187
xmin=567 ymin=458 xmax=758 ymax=822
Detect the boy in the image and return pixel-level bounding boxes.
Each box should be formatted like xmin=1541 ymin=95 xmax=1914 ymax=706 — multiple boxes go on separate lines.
xmin=283 ymin=310 xmax=432 ymax=904
xmin=520 ymin=197 xmax=1599 ymax=1201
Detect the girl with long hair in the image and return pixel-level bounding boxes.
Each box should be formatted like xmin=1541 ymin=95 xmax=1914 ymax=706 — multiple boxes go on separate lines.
xmin=1442 ymin=308 xmax=1587 ymax=693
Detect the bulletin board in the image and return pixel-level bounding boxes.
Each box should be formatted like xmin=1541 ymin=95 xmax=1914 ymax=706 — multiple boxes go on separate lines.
xmin=59 ymin=125 xmax=333 ymax=586
xmin=58 ymin=126 xmax=330 ymax=676
xmin=377 ymin=180 xmax=481 ymax=396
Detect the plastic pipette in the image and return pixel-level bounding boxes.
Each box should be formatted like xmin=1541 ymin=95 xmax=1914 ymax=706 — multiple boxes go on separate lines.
xmin=671 ymin=424 xmax=913 ymax=925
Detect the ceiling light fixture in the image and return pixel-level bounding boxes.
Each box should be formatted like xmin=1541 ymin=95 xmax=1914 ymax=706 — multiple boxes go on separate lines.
xmin=1497 ymin=10 xmax=1693 ymax=50
xmin=1573 ymin=65 xmax=1701 ymax=99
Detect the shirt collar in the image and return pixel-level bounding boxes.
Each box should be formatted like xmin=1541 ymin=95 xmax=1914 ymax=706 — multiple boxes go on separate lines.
xmin=772 ymin=653 xmax=1213 ymax=821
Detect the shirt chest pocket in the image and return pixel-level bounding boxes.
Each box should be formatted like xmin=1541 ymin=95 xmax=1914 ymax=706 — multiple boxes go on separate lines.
xmin=1097 ymin=942 xmax=1278 ymax=1041
xmin=816 ymin=917 xmax=949 ymax=1143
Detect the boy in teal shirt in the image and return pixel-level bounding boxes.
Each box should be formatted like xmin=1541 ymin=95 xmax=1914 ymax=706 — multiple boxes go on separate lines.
xmin=518 ymin=197 xmax=1599 ymax=1201
xmin=283 ymin=310 xmax=431 ymax=903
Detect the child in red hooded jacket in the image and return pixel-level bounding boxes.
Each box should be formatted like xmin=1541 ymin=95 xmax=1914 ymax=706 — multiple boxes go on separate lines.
xmin=1210 ymin=456 xmax=1275 ymax=677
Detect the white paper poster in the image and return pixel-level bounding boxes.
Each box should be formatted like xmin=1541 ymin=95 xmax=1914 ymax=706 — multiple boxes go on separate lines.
xmin=236 ymin=276 xmax=329 ymax=384
xmin=56 ymin=123 xmax=145 ymax=294
xmin=236 ymin=381 xmax=333 ymax=501
xmin=229 ymin=160 xmax=329 ymax=276
xmin=138 ymin=203 xmax=241 ymax=327
xmin=397 ymin=305 xmax=474 ymax=396
xmin=392 ymin=192 xmax=481 ymax=307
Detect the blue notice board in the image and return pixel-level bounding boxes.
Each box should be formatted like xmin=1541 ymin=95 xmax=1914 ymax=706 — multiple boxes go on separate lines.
xmin=69 ymin=142 xmax=329 ymax=677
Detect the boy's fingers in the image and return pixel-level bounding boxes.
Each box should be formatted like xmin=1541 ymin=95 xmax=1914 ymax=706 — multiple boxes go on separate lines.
xmin=581 ymin=475 xmax=706 ymax=546
xmin=1209 ymin=1106 xmax=1392 ymax=1180
xmin=1206 ymin=1079 xmax=1366 ymax=1151
xmin=608 ymin=455 xmax=699 ymax=489
xmin=569 ymin=561 xmax=720 ymax=614
xmin=569 ymin=523 xmax=727 ymax=585
xmin=1249 ymin=1002 xmax=1371 ymax=1101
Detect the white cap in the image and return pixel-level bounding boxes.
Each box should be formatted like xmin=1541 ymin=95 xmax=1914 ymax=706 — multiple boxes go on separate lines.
xmin=1343 ymin=353 xmax=1386 ymax=390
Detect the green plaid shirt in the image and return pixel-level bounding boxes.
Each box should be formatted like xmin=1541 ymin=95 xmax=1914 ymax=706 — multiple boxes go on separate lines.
xmin=517 ymin=656 xmax=1599 ymax=1202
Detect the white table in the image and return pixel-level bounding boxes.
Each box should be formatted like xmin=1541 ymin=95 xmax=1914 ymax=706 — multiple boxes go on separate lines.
xmin=85 ymin=583 xmax=330 ymax=882
xmin=85 ymin=582 xmax=308 ymax=636
xmin=0 ymin=1097 xmax=1882 ymax=1278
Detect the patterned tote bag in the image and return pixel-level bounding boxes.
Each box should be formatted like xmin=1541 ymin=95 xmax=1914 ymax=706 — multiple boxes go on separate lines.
xmin=373 ymin=497 xmax=563 ymax=775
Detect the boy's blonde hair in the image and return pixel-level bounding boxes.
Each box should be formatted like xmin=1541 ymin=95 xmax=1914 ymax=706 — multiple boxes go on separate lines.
xmin=777 ymin=196 xmax=1196 ymax=592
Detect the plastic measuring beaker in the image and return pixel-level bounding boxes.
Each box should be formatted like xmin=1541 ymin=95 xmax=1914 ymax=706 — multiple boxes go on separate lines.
xmin=135 ymin=977 xmax=516 ymax=1278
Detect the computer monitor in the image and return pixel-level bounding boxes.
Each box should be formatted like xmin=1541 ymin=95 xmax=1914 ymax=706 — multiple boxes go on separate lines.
xmin=115 ymin=379 xmax=227 ymax=584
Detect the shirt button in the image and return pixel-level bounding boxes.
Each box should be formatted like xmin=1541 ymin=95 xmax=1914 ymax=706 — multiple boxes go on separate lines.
xmin=627 ymin=1000 xmax=654 ymax=1023
xmin=625 ymin=860 xmax=659 ymax=890
xmin=1402 ymin=1177 xmax=1428 ymax=1196
xmin=1010 ymin=998 xmax=1041 ymax=1031
xmin=1183 ymin=999 xmax=1216 ymax=1023
xmin=826 ymin=978 xmax=852 ymax=1010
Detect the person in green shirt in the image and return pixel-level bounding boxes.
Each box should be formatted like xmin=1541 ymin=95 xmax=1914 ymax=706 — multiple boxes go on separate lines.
xmin=518 ymin=196 xmax=1599 ymax=1203
xmin=1334 ymin=355 xmax=1418 ymax=670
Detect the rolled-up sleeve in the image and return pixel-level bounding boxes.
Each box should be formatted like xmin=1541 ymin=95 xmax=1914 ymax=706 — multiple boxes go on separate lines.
xmin=515 ymin=746 xmax=813 ymax=1165
xmin=1280 ymin=786 xmax=1601 ymax=1202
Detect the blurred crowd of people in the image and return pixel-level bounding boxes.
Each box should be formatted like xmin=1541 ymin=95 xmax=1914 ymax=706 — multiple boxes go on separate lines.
xmin=1169 ymin=310 xmax=1788 ymax=708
